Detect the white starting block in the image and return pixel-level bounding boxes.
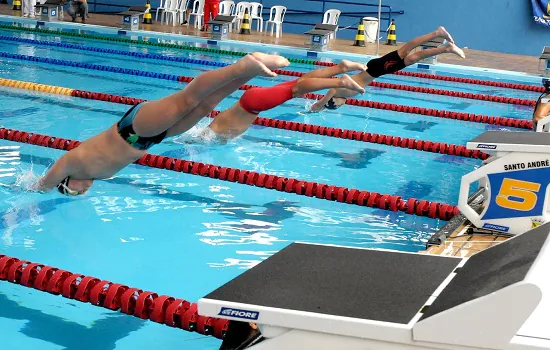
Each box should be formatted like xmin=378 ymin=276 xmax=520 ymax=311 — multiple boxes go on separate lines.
xmin=459 ymin=131 xmax=550 ymax=235
xmin=118 ymin=6 xmax=148 ymax=31
xmin=199 ymin=222 xmax=550 ymax=349
xmin=35 ymin=0 xmax=63 ymax=22
xmin=534 ymin=80 xmax=550 ymax=132
xmin=207 ymin=15 xmax=235 ymax=40
xmin=540 ymin=47 xmax=550 ymax=78
xmin=416 ymin=37 xmax=445 ymax=65
xmin=304 ymin=24 xmax=337 ymax=52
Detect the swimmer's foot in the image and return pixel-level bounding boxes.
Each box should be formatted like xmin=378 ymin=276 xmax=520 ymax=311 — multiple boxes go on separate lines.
xmin=444 ymin=42 xmax=466 ymax=59
xmin=251 ymin=52 xmax=290 ymax=71
xmin=435 ymin=26 xmax=454 ymax=43
xmin=339 ymin=74 xmax=365 ymax=94
xmin=238 ymin=54 xmax=278 ymax=77
xmin=339 ymin=59 xmax=367 ymax=72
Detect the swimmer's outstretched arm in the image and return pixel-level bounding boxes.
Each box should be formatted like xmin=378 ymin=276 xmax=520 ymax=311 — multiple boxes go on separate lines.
xmin=34 ymin=155 xmax=71 ymax=191
xmin=310 ymin=89 xmax=337 ymax=112
xmin=310 ymin=86 xmax=361 ymax=112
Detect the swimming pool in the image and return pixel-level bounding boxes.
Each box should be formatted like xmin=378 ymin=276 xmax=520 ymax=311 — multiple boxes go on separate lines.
xmin=0 ymin=19 xmax=541 ymax=349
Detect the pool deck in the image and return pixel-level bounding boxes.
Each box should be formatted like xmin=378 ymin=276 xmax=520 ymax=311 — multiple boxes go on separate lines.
xmin=0 ymin=5 xmax=543 ymax=76
xmin=422 ymin=223 xmax=509 ymax=258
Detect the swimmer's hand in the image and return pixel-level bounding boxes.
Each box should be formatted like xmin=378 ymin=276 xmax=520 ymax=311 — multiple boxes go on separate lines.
xmin=30 ymin=181 xmax=50 ymax=193
xmin=309 ymin=101 xmax=325 ymax=113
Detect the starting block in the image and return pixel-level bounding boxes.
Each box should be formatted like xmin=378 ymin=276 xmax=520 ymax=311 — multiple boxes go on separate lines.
xmin=118 ymin=6 xmax=148 ymax=31
xmin=35 ymin=0 xmax=63 ymax=22
xmin=416 ymin=37 xmax=445 ymax=65
xmin=459 ymin=131 xmax=550 ymax=235
xmin=199 ymin=222 xmax=550 ymax=349
xmin=208 ymin=15 xmax=235 ymax=40
xmin=304 ymin=24 xmax=337 ymax=52
xmin=540 ymin=47 xmax=550 ymax=78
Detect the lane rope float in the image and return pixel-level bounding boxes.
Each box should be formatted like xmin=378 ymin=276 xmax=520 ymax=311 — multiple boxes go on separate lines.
xmin=0 ymin=35 xmax=538 ymax=105
xmin=0 ymin=127 xmax=460 ymax=220
xmin=0 ymin=253 xmax=229 ymax=339
xmin=0 ymin=77 xmax=490 ymax=160
xmin=0 ymin=53 xmax=534 ymax=129
xmin=0 ymin=24 xmax=544 ymax=93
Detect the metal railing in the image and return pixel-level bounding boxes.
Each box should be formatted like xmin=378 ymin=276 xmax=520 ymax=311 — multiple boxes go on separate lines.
xmin=258 ymin=0 xmax=403 ymax=32
xmin=83 ymin=0 xmax=403 ymax=54
xmin=86 ymin=1 xmax=133 ymax=13
xmin=86 ymin=0 xmax=403 ymax=30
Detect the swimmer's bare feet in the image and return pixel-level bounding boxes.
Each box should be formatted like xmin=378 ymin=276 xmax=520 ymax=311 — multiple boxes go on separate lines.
xmin=339 ymin=74 xmax=365 ymax=94
xmin=251 ymin=52 xmax=290 ymax=71
xmin=444 ymin=42 xmax=466 ymax=59
xmin=239 ymin=53 xmax=278 ymax=77
xmin=339 ymin=59 xmax=367 ymax=72
xmin=435 ymin=26 xmax=454 ymax=43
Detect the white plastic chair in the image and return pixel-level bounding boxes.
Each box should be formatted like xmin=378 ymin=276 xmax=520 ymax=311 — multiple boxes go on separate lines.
xmin=187 ymin=0 xmax=205 ymax=28
xmin=176 ymin=0 xmax=188 ymax=24
xmin=249 ymin=2 xmax=263 ymax=32
xmin=219 ymin=0 xmax=234 ymax=15
xmin=322 ymin=9 xmax=341 ymax=39
xmin=162 ymin=0 xmax=179 ymax=26
xmin=155 ymin=0 xmax=167 ymax=22
xmin=265 ymin=5 xmax=286 ymax=38
xmin=232 ymin=2 xmax=251 ymax=32
xmin=219 ymin=0 xmax=235 ymax=31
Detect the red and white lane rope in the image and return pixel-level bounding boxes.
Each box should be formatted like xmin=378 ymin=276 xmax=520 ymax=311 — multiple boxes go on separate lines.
xmin=0 ymin=254 xmax=229 ymax=339
xmin=0 ymin=127 xmax=460 ymax=220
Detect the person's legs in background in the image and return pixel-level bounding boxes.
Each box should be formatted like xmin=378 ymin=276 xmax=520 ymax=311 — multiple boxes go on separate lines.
xmin=79 ymin=0 xmax=88 ymax=21
xmin=181 ymin=0 xmax=193 ymax=24
xmin=201 ymin=2 xmax=211 ymax=31
xmin=202 ymin=0 xmax=219 ymax=31
xmin=29 ymin=0 xmax=36 ymax=17
xmin=67 ymin=1 xmax=77 ymax=21
xmin=21 ymin=0 xmax=29 ymax=17
xmin=22 ymin=0 xmax=36 ymax=17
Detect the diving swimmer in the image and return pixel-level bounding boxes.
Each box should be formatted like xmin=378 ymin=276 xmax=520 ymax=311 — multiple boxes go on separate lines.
xmin=35 ymin=53 xmax=292 ymax=195
xmin=310 ymin=26 xmax=466 ymax=112
xmin=532 ymin=79 xmax=550 ymax=131
xmin=201 ymin=59 xmax=367 ymax=142
xmin=36 ymin=54 xmax=367 ymax=196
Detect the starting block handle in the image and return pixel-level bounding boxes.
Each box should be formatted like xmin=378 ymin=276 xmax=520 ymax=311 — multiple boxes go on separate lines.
xmin=536 ymin=115 xmax=550 ymax=132
xmin=458 ymin=169 xmax=487 ymax=225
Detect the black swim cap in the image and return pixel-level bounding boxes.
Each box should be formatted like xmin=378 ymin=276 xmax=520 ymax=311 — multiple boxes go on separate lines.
xmin=544 ymin=79 xmax=550 ymax=93
xmin=325 ymin=97 xmax=344 ymax=110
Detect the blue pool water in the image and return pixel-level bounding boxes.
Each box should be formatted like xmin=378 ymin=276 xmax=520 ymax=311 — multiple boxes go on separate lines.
xmin=0 ymin=21 xmax=540 ymax=349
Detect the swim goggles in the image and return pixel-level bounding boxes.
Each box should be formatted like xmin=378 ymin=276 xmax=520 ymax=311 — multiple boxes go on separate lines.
xmin=324 ymin=97 xmax=345 ymax=110
xmin=56 ymin=176 xmax=82 ymax=196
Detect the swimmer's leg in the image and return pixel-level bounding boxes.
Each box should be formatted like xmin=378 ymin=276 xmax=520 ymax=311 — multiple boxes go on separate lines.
xmin=292 ymin=74 xmax=365 ymax=97
xmin=300 ymin=60 xmax=367 ymax=79
xmin=166 ymin=76 xmax=254 ymax=137
xmin=397 ymin=26 xmax=454 ymax=58
xmin=133 ymin=53 xmax=289 ymax=137
xmin=403 ymin=41 xmax=465 ymax=65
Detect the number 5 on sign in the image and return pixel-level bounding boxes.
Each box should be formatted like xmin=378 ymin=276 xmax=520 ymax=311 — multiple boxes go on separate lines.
xmin=496 ymin=179 xmax=541 ymax=211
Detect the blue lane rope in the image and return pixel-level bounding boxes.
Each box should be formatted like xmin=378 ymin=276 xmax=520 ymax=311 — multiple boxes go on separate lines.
xmin=0 ymin=35 xmax=230 ymax=68
xmin=0 ymin=51 xmax=184 ymax=81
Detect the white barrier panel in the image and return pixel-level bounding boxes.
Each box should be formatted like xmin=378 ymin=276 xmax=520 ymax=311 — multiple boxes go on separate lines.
xmin=459 ymin=132 xmax=550 ymax=235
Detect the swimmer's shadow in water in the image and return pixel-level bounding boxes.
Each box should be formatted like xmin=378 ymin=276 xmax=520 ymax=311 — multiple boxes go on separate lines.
xmin=0 ymin=292 xmax=145 ymax=350
xmin=17 ymin=153 xmax=300 ymax=225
